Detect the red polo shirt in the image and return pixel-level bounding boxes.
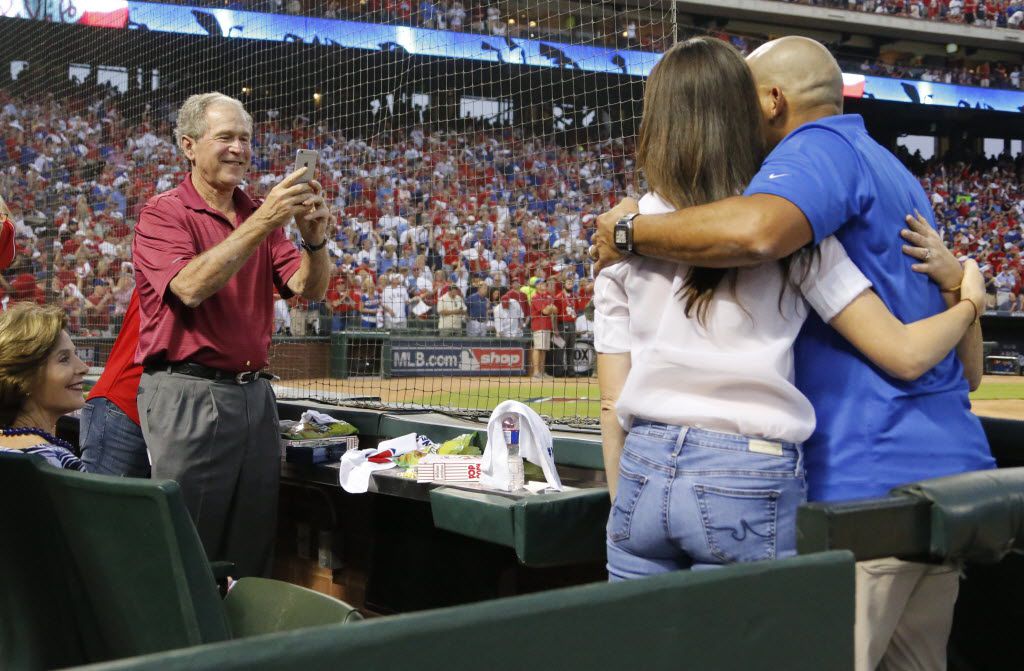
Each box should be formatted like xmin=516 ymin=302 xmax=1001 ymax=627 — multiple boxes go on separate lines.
xmin=530 ymin=291 xmax=554 ymax=332
xmin=132 ymin=176 xmax=301 ymax=371
xmin=87 ymin=291 xmax=143 ymax=424
xmin=0 ymin=218 xmax=13 ymax=270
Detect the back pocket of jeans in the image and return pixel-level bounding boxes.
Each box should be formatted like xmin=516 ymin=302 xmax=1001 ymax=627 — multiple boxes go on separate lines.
xmin=607 ymin=467 xmax=648 ymax=544
xmin=693 ymin=484 xmax=779 ymax=563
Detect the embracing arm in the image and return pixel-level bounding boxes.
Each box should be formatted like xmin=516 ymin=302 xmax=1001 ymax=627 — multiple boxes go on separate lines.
xmin=828 ymin=229 xmax=986 ymax=382
xmin=828 ymin=280 xmax=980 ymax=382
xmin=598 ymin=352 xmax=630 ymax=501
xmin=900 ymin=212 xmax=984 ymax=390
xmin=594 ymin=195 xmax=814 ymax=272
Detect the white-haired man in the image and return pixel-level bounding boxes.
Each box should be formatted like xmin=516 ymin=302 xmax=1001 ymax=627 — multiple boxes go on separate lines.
xmin=133 ymin=92 xmax=331 ymax=577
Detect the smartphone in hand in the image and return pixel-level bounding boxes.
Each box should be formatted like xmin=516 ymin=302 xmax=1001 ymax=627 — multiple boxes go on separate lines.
xmin=294 ymin=149 xmax=319 ymax=183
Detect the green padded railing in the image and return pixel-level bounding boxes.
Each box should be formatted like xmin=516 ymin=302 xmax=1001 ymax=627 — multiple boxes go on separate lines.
xmin=75 ymin=551 xmax=856 ymax=671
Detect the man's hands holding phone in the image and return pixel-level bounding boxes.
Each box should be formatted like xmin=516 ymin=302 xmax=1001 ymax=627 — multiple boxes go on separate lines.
xmin=254 ymin=159 xmax=334 ymax=246
xmin=294 ymin=178 xmax=333 ymax=249
xmin=255 ymin=167 xmax=320 ymax=231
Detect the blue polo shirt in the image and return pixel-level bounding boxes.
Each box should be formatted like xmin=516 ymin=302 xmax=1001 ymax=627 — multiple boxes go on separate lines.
xmin=466 ymin=291 xmax=490 ymax=320
xmin=745 ymin=114 xmax=994 ymax=502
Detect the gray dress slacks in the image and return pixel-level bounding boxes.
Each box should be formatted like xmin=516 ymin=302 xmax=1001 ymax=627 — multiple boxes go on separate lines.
xmin=138 ymin=370 xmax=281 ymax=578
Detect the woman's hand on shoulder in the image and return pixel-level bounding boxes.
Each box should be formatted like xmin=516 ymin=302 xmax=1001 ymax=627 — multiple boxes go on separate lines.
xmin=900 ymin=210 xmax=962 ymax=292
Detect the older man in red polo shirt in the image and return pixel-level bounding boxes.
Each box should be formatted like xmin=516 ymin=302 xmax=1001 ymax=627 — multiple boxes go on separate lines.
xmin=132 ymin=92 xmax=331 ymax=578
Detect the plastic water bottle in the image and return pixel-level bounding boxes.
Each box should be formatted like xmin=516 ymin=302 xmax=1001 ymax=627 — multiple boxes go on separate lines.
xmin=502 ymin=414 xmax=525 ymax=491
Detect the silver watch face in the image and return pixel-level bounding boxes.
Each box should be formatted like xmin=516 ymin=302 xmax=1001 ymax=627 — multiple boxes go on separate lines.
xmin=614 ymin=229 xmax=627 ymax=245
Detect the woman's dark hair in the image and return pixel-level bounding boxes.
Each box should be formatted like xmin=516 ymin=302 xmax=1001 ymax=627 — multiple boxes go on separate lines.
xmin=637 ymin=37 xmax=808 ymax=324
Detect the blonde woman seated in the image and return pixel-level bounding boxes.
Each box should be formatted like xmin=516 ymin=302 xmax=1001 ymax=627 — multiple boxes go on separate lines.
xmin=0 ymin=303 xmax=90 ymax=470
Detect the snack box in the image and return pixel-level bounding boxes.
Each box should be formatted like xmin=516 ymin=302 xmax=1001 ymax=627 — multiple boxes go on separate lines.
xmin=415 ymin=455 xmax=484 ymax=483
xmin=284 ymin=435 xmax=359 ymax=465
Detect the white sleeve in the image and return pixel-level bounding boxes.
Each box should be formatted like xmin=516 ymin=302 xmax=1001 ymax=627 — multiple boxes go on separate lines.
xmin=798 ymin=236 xmax=873 ymax=323
xmin=593 ymin=264 xmax=631 ymax=354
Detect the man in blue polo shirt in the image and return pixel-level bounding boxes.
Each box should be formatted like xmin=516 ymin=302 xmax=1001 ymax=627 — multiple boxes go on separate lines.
xmin=465 ymin=282 xmax=491 ymax=337
xmin=593 ymin=36 xmax=993 ymax=671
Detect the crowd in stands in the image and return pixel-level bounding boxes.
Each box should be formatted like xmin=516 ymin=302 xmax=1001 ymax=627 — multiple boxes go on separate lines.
xmin=0 ymin=88 xmax=621 ymax=339
xmin=843 ymin=58 xmax=1023 ymax=90
xmin=775 ymin=0 xmax=1024 ymax=29
xmin=159 ymin=0 xmax=1024 ymax=91
xmin=703 ymin=30 xmax=1024 ymax=92
xmin=898 ymin=148 xmax=1024 ymax=312
xmin=1 ymin=87 xmax=1022 ymax=341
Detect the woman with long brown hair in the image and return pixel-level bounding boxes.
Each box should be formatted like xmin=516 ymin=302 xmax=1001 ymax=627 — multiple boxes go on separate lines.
xmin=595 ymin=37 xmax=985 ymax=579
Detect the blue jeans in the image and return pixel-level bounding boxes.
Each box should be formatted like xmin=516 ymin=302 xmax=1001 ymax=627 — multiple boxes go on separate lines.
xmin=79 ymin=397 xmax=150 ymax=477
xmin=606 ymin=420 xmax=806 ymax=580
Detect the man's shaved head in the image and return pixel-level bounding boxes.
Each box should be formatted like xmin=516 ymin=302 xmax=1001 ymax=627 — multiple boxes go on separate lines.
xmin=746 ymin=36 xmax=844 ymax=146
xmin=741 ymin=35 xmax=843 ymax=148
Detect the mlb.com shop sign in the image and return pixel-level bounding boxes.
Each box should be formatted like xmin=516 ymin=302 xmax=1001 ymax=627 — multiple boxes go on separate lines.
xmin=390 ymin=345 xmax=526 ymax=376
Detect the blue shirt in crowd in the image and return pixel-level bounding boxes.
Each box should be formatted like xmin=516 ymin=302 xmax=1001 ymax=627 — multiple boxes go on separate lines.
xmin=466 ymin=291 xmax=490 ymax=320
xmin=745 ymin=114 xmax=994 ymax=502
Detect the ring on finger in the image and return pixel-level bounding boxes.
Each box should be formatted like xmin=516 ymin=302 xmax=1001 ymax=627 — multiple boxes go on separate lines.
xmin=924 ymin=249 xmax=931 ymax=261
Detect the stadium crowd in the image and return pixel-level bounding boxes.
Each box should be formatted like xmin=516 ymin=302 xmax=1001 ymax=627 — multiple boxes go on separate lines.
xmin=0 ymin=88 xmax=1022 ymax=340
xmin=774 ymin=0 xmax=1024 ymax=29
xmin=158 ymin=0 xmax=1024 ymax=90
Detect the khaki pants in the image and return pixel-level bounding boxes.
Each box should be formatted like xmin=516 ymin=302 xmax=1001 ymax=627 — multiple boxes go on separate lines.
xmin=855 ymin=557 xmax=959 ymax=671
xmin=290 ymin=307 xmax=308 ymax=336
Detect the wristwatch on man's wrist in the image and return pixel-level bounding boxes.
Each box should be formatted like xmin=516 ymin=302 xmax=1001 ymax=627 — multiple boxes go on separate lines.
xmin=614 ymin=212 xmax=639 ymax=255
xmin=301 ymin=238 xmax=327 ymax=253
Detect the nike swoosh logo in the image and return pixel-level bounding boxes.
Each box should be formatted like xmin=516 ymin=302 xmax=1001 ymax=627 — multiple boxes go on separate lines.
xmin=768 ymin=173 xmax=789 ymax=180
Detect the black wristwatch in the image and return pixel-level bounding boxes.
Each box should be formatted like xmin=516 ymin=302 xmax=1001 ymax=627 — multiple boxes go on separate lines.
xmin=614 ymin=212 xmax=639 ymax=255
xmin=301 ymin=238 xmax=327 ymax=253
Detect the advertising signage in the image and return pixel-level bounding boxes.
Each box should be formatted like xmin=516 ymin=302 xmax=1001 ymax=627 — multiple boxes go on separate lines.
xmin=390 ymin=341 xmax=526 ymax=377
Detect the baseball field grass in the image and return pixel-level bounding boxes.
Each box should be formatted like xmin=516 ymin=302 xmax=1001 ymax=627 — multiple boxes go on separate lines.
xmin=969 ymin=380 xmax=1024 ymax=401
xmin=277 ymin=374 xmax=1024 ymax=422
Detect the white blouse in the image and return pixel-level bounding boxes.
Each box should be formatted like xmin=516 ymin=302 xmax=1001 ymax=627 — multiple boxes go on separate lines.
xmin=594 ymin=193 xmax=872 ymax=443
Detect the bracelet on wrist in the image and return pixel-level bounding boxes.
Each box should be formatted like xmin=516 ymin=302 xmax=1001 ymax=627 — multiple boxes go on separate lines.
xmin=941 ymin=282 xmax=962 ymax=293
xmin=960 ymin=298 xmax=980 ymax=324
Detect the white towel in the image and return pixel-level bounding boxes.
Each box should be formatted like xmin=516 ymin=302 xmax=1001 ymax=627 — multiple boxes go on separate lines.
xmin=481 ymin=400 xmax=562 ymax=491
xmin=337 ymin=433 xmax=425 ymax=494
xmin=338 ymin=449 xmax=394 ymax=494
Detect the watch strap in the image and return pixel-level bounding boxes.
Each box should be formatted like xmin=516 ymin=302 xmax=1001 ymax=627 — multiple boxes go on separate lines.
xmin=301 ymin=238 xmax=327 ymax=253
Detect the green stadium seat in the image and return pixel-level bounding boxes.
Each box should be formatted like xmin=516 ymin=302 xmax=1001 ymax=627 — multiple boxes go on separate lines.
xmin=222 ymin=578 xmax=362 ymax=637
xmin=73 ymin=550 xmax=856 ymax=671
xmin=0 ymin=452 xmax=360 ymax=666
xmin=0 ymin=452 xmax=93 ymax=669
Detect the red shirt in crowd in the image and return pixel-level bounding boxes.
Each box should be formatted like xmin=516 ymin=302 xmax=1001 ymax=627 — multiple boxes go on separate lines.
xmin=530 ymin=290 xmax=554 ymax=332
xmin=11 ymin=272 xmax=42 ymax=303
xmin=503 ymin=287 xmax=527 ymax=309
xmin=0 ymin=218 xmax=13 ymax=269
xmin=327 ymin=278 xmax=360 ymax=315
xmin=554 ymin=290 xmax=576 ymax=324
xmin=87 ymin=291 xmax=143 ymax=424
xmin=132 ymin=176 xmax=302 ymax=372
